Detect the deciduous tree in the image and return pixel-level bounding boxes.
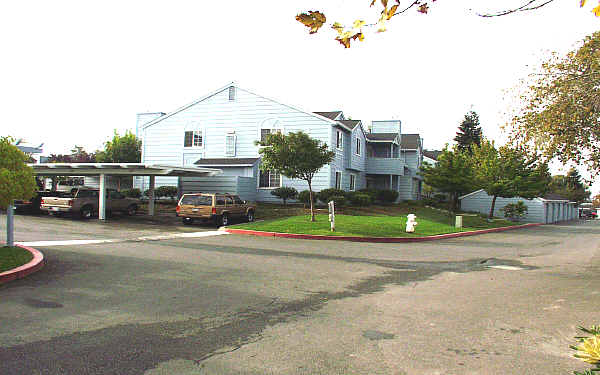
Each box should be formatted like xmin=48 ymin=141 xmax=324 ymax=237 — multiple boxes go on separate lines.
xmin=510 ymin=31 xmax=600 ymax=177
xmin=257 ymin=131 xmax=335 ymax=221
xmin=420 ymin=145 xmax=475 ymax=212
xmin=0 ymin=137 xmax=37 ymax=246
xmin=297 ymin=1 xmax=599 ymax=48
xmin=96 ymin=130 xmax=141 ymax=190
xmin=472 ymin=139 xmax=551 ymax=218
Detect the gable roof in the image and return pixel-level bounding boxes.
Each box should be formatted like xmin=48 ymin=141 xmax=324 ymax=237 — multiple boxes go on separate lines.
xmin=313 ymin=111 xmax=343 ymax=120
xmin=142 ymin=84 xmax=350 ymax=131
xmin=365 ymin=133 xmax=398 ymax=142
xmin=401 ymin=134 xmax=422 ymax=149
xmin=338 ymin=120 xmax=361 ymax=130
xmin=423 ymin=150 xmax=442 ymax=160
xmin=194 ymin=158 xmax=259 ymax=166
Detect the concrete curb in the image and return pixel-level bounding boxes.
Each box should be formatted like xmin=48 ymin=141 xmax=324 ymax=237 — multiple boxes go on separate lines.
xmin=224 ymin=223 xmax=543 ymax=243
xmin=0 ymin=245 xmax=45 ymax=285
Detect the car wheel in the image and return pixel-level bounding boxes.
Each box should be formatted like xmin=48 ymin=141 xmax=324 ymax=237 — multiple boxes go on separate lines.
xmin=221 ymin=213 xmax=229 ymax=227
xmin=246 ymin=210 xmax=255 ymax=222
xmin=182 ymin=217 xmax=194 ymax=225
xmin=127 ymin=204 xmax=137 ymax=216
xmin=80 ymin=206 xmax=93 ymax=220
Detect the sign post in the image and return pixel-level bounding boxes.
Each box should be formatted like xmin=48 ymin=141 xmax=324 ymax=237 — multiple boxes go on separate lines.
xmin=328 ymin=200 xmax=335 ymax=232
xmin=7 ymin=203 xmax=14 ymax=246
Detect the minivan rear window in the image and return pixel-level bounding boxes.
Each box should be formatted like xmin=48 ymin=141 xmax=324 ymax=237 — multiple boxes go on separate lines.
xmin=181 ymin=195 xmax=212 ymax=206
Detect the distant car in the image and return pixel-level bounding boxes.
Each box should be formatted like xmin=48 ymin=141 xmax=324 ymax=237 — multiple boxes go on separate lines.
xmin=176 ymin=193 xmax=256 ymax=226
xmin=580 ymin=209 xmax=597 ymax=219
xmin=40 ymin=188 xmax=139 ymax=219
xmin=14 ymin=191 xmax=59 ymax=214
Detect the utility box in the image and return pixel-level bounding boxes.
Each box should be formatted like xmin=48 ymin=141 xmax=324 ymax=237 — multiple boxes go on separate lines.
xmin=455 ymin=216 xmax=463 ymax=228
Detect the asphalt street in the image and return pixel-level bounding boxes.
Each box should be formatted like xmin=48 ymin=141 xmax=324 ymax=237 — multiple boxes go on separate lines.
xmin=0 ymin=213 xmax=599 ymax=374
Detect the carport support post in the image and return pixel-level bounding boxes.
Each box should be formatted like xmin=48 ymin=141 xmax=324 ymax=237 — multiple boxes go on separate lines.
xmin=149 ymin=175 xmax=155 ymax=216
xmin=7 ymin=203 xmax=14 ymax=246
xmin=99 ymin=174 xmax=106 ymax=221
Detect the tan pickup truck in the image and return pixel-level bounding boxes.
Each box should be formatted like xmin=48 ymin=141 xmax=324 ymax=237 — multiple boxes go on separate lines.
xmin=41 ymin=188 xmax=139 ymax=219
xmin=176 ymin=193 xmax=255 ymax=226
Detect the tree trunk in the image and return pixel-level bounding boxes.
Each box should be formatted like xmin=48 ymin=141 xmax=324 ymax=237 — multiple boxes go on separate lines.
xmin=489 ymin=195 xmax=497 ymax=219
xmin=308 ymin=180 xmax=315 ymax=222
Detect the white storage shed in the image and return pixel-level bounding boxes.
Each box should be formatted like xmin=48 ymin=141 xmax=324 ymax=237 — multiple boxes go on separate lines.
xmin=459 ymin=189 xmax=578 ymax=224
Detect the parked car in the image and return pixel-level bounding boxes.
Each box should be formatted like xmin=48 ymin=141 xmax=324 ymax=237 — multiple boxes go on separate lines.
xmin=176 ymin=193 xmax=255 ymax=226
xmin=40 ymin=187 xmax=139 ymax=219
xmin=14 ymin=191 xmax=60 ymax=214
xmin=580 ymin=209 xmax=598 ymax=219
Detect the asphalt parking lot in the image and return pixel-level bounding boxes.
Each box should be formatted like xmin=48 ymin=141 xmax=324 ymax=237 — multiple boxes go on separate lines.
xmin=1 ymin=213 xmax=599 ymax=374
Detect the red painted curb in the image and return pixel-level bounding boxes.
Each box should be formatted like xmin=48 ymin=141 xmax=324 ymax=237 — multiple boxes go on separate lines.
xmin=0 ymin=245 xmax=45 ymax=285
xmin=224 ymin=223 xmax=543 ymax=243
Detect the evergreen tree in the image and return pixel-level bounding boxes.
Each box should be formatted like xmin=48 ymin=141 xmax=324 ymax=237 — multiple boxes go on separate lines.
xmin=454 ymin=111 xmax=482 ymax=153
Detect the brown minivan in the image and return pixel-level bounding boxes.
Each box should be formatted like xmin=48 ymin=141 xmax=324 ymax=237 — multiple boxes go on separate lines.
xmin=176 ymin=193 xmax=256 ymax=226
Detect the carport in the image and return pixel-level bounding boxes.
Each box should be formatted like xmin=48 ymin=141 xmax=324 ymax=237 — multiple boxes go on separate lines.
xmin=28 ymin=163 xmax=222 ymax=220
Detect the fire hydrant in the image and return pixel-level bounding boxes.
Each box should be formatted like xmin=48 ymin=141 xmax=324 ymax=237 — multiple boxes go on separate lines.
xmin=406 ymin=214 xmax=418 ymax=233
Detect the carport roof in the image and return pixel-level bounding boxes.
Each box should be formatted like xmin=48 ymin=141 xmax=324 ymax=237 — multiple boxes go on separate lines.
xmin=28 ymin=163 xmax=222 ymax=177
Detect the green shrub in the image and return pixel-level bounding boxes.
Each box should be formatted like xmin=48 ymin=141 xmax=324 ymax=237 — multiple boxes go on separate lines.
xmin=298 ymin=190 xmax=312 ymax=205
xmin=329 ymin=195 xmax=347 ymax=207
xmin=376 ymin=189 xmax=399 ymax=204
xmin=358 ymin=188 xmax=378 ymax=201
xmin=503 ymin=201 xmax=528 ymax=221
xmin=156 ymin=185 xmax=178 ymax=200
xmin=346 ymin=192 xmax=372 ymax=206
xmin=270 ymin=187 xmax=298 ymax=206
xmin=433 ymin=193 xmax=447 ymax=203
xmin=122 ymin=188 xmax=142 ymax=198
xmin=318 ymin=188 xmax=346 ymax=204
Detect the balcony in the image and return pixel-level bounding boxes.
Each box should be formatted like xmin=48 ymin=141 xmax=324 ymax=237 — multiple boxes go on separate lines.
xmin=366 ymin=157 xmax=405 ymax=175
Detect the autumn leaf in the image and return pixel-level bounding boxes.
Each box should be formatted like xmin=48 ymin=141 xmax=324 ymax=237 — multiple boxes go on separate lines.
xmin=580 ymin=0 xmax=587 ymax=7
xmin=418 ymin=3 xmax=430 ymax=14
xmin=296 ymin=11 xmax=326 ymax=34
xmin=332 ymin=20 xmax=366 ymax=48
xmin=593 ymin=3 xmax=600 ymax=16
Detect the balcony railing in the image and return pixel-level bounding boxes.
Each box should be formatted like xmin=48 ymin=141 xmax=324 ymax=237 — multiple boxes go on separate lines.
xmin=366 ymin=157 xmax=405 ymax=175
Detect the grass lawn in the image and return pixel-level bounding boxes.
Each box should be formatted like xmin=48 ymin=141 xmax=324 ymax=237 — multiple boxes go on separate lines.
xmin=0 ymin=246 xmax=33 ymax=273
xmin=233 ymin=205 xmax=516 ymax=237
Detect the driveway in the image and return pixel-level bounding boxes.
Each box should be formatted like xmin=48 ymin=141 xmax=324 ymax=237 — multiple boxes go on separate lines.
xmin=0 ymin=214 xmax=598 ymax=374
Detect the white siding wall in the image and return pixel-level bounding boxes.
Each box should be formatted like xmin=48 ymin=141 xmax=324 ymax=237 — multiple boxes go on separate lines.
xmin=137 ymin=87 xmax=333 ymax=201
xmin=460 ymin=190 xmax=550 ymax=223
xmin=349 ymin=127 xmax=366 ymax=172
xmin=398 ymin=176 xmax=413 ymax=201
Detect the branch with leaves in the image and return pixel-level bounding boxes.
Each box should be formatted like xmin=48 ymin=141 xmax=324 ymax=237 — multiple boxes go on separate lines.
xmin=296 ymin=0 xmax=600 ymax=48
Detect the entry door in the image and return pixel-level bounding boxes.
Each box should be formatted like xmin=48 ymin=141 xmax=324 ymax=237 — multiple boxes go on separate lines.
xmin=183 ymin=154 xmax=202 ymax=167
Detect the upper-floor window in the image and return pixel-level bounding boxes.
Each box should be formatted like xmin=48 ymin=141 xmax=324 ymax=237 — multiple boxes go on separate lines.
xmin=355 ymin=137 xmax=361 ymax=156
xmin=261 ymin=129 xmax=281 ymax=143
xmin=336 ymin=130 xmax=343 ymax=150
xmin=228 ymin=86 xmax=236 ymax=101
xmin=225 ymin=132 xmax=236 ymax=156
xmin=184 ymin=130 xmax=203 ymax=147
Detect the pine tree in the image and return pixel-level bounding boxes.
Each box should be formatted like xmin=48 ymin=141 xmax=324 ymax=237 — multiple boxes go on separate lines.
xmin=454 ymin=111 xmax=482 ymax=153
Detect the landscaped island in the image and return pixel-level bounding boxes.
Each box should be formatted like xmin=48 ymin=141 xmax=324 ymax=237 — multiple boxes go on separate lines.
xmin=233 ymin=205 xmax=516 ymax=237
xmin=0 ymin=246 xmax=33 ymax=273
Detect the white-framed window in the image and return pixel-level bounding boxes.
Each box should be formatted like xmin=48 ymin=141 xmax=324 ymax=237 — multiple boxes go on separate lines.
xmin=225 ymin=132 xmax=237 ymax=157
xmin=355 ymin=137 xmax=361 ymax=156
xmin=261 ymin=128 xmax=281 ymax=143
xmin=259 ymin=169 xmax=281 ymax=188
xmin=184 ymin=130 xmax=203 ymax=148
xmin=228 ymin=86 xmax=236 ymax=101
xmin=335 ymin=171 xmax=342 ymax=190
xmin=350 ymin=174 xmax=356 ymax=191
xmin=336 ymin=130 xmax=343 ymax=150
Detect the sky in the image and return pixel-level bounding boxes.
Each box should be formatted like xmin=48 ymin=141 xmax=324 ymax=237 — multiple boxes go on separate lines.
xmin=1 ymin=0 xmax=599 ymax=194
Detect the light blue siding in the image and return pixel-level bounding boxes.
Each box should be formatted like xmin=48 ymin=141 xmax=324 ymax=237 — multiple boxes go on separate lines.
xmin=180 ymin=176 xmax=257 ymax=202
xmin=137 ymin=86 xmax=334 ymax=198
